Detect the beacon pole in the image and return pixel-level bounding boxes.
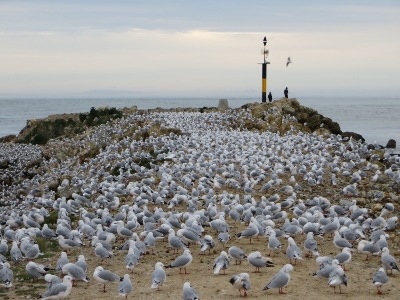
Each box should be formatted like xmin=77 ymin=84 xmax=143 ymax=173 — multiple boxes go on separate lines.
xmin=261 ymin=36 xmax=270 ymax=103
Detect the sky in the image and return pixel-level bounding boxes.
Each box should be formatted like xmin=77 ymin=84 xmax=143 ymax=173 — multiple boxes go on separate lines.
xmin=0 ymin=0 xmax=399 ymax=98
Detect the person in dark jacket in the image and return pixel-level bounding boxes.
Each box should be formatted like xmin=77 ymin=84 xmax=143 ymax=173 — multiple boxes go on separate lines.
xmin=268 ymin=92 xmax=272 ymax=102
xmin=284 ymin=87 xmax=288 ymax=98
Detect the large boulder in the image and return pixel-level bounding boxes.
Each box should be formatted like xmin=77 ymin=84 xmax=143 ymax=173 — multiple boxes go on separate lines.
xmin=341 ymin=131 xmax=365 ymax=142
xmin=386 ymin=139 xmax=396 ymax=148
xmin=218 ymin=99 xmax=229 ymax=110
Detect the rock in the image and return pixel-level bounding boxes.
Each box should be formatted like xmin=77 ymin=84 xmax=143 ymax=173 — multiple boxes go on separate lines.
xmin=385 ymin=139 xmax=396 ymax=148
xmin=321 ymin=117 xmax=341 ymax=134
xmin=218 ymin=99 xmax=229 ymax=110
xmin=0 ymin=159 xmax=9 ymax=169
xmin=0 ymin=135 xmax=16 ymax=143
xmin=341 ymin=131 xmax=365 ymax=142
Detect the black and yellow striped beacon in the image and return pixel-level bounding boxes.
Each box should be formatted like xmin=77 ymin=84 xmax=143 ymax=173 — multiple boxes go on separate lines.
xmin=261 ymin=36 xmax=270 ymax=103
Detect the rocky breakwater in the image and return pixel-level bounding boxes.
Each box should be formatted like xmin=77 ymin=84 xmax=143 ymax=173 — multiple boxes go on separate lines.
xmin=0 ymin=100 xmax=399 ymax=299
xmin=241 ymin=98 xmax=367 ymax=142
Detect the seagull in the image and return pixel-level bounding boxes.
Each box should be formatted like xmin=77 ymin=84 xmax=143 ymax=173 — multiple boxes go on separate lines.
xmin=182 ymin=281 xmax=200 ymax=300
xmin=26 ymin=261 xmax=49 ymax=280
xmin=151 ymin=262 xmax=166 ymax=290
xmin=381 ymin=247 xmax=399 ymax=274
xmin=213 ymin=251 xmax=230 ymax=275
xmin=236 ymin=221 xmax=259 ymax=244
xmin=44 ymin=274 xmax=62 ymax=290
xmin=263 ymin=264 xmax=294 ymax=294
xmin=118 ymin=274 xmax=133 ymax=300
xmin=165 ymin=249 xmax=193 ymax=274
xmin=10 ymin=241 xmax=23 ymax=262
xmin=333 ymin=231 xmax=353 ymax=250
xmin=62 ymin=263 xmax=89 ymax=287
xmin=286 ymin=237 xmax=303 ymax=265
xmin=0 ymin=262 xmax=13 ymax=288
xmin=143 ymin=231 xmax=156 ymax=254
xmin=357 ymin=240 xmax=380 ymax=260
xmin=57 ymin=236 xmax=82 ymax=254
xmin=286 ymin=57 xmax=292 ymax=67
xmin=168 ymin=229 xmax=188 ymax=254
xmin=372 ymin=267 xmax=389 ymax=295
xmin=93 ymin=266 xmax=121 ymax=292
xmin=228 ymin=246 xmax=247 ymax=265
xmin=95 ymin=242 xmax=113 ymax=262
xmin=125 ymin=247 xmax=140 ymax=272
xmin=39 ymin=275 xmax=73 ymax=300
xmin=312 ymin=259 xmax=341 ymax=279
xmin=0 ymin=239 xmax=9 ymax=256
xmin=266 ymin=229 xmax=282 ymax=256
xmin=229 ymin=272 xmax=250 ymax=297
xmin=303 ymin=232 xmax=319 ymax=258
xmin=328 ymin=267 xmax=348 ymax=294
xmin=334 ymin=247 xmax=352 ymax=271
xmin=200 ymin=235 xmax=215 ymax=255
xmin=56 ymin=252 xmax=69 ymax=272
xmin=247 ymin=251 xmax=274 ymax=272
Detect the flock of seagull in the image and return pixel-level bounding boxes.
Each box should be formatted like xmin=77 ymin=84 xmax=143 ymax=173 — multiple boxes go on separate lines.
xmin=0 ymin=105 xmax=399 ymax=299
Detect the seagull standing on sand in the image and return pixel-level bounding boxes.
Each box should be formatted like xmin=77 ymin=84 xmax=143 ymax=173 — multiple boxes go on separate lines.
xmin=56 ymin=252 xmax=69 ymax=272
xmin=44 ymin=274 xmax=62 ymax=290
xmin=328 ymin=267 xmax=348 ymax=294
xmin=372 ymin=267 xmax=389 ymax=295
xmin=228 ymin=246 xmax=247 ymax=265
xmin=229 ymin=273 xmax=250 ymax=297
xmin=0 ymin=262 xmax=13 ymax=288
xmin=262 ymin=264 xmax=294 ymax=294
xmin=200 ymin=235 xmax=215 ymax=255
xmin=39 ymin=275 xmax=73 ymax=300
xmin=303 ymin=232 xmax=319 ymax=258
xmin=286 ymin=237 xmax=303 ymax=265
xmin=236 ymin=221 xmax=259 ymax=244
xmin=26 ymin=261 xmax=49 ymax=279
xmin=165 ymin=249 xmax=193 ymax=274
xmin=266 ymin=229 xmax=282 ymax=256
xmin=247 ymin=251 xmax=274 ymax=272
xmin=61 ymin=263 xmax=89 ymax=285
xmin=151 ymin=262 xmax=166 ymax=290
xmin=10 ymin=241 xmax=23 ymax=262
xmin=182 ymin=281 xmax=200 ymax=300
xmin=333 ymin=231 xmax=353 ymax=250
xmin=213 ymin=251 xmax=230 ymax=275
xmin=334 ymin=247 xmax=352 ymax=271
xmin=93 ymin=266 xmax=121 ymax=292
xmin=118 ymin=274 xmax=133 ymax=299
xmin=57 ymin=236 xmax=82 ymax=253
xmin=168 ymin=229 xmax=188 ymax=254
xmin=95 ymin=242 xmax=113 ymax=261
xmin=381 ymin=247 xmax=399 ymax=274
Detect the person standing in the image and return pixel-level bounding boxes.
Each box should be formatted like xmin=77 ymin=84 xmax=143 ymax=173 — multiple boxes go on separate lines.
xmin=268 ymin=92 xmax=272 ymax=102
xmin=284 ymin=87 xmax=288 ymax=98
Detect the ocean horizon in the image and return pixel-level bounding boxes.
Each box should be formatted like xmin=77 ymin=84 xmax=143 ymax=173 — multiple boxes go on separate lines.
xmin=0 ymin=96 xmax=399 ymax=147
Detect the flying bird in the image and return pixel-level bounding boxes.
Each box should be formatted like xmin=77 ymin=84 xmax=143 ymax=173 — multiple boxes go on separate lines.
xmin=286 ymin=56 xmax=292 ymax=67
xmin=286 ymin=57 xmax=292 ymax=67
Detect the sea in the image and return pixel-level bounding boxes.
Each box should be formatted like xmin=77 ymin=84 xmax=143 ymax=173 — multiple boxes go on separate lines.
xmin=0 ymin=97 xmax=399 ymax=148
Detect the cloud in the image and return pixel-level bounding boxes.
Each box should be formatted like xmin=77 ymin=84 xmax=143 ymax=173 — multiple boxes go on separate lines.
xmin=0 ymin=1 xmax=399 ymax=96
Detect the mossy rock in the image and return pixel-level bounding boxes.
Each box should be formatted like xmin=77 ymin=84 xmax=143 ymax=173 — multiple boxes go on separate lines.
xmin=307 ymin=114 xmax=323 ymax=131
xmin=15 ymin=107 xmax=124 ymax=145
xmin=321 ymin=117 xmax=341 ymax=134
